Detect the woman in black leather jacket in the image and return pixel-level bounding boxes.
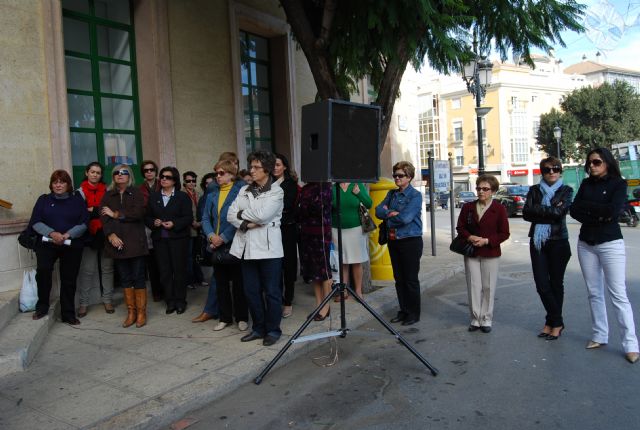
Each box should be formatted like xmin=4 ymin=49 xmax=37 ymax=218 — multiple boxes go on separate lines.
xmin=523 ymin=157 xmax=573 ymax=340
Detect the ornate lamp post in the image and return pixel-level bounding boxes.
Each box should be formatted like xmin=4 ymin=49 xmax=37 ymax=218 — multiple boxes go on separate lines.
xmin=553 ymin=126 xmax=562 ymax=161
xmin=462 ymin=50 xmax=493 ymax=175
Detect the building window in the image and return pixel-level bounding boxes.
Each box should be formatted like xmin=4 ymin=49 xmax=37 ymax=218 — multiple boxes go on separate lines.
xmin=510 ymin=108 xmax=528 ymax=163
xmin=454 ymin=147 xmax=464 ymax=166
xmin=418 ymin=95 xmax=440 ymax=165
xmin=451 ymin=98 xmax=461 ymax=109
xmin=532 ymin=117 xmax=540 ymax=139
xmin=62 ymin=0 xmax=142 ymax=185
xmin=240 ymin=31 xmax=273 ymax=153
xmin=453 ymin=121 xmax=463 ymax=142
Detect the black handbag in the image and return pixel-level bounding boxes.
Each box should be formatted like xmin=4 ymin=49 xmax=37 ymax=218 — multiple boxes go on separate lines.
xmin=211 ymin=241 xmax=239 ymax=265
xmin=378 ymin=220 xmax=388 ymax=245
xmin=359 ymin=203 xmax=377 ymax=233
xmin=450 ymin=210 xmax=475 ymax=257
xmin=196 ymin=233 xmax=212 ymax=267
xmin=18 ymin=228 xmax=39 ymax=250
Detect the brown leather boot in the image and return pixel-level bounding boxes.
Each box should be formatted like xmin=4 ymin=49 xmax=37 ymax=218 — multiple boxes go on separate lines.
xmin=122 ymin=288 xmax=136 ymax=328
xmin=134 ymin=289 xmax=147 ymax=328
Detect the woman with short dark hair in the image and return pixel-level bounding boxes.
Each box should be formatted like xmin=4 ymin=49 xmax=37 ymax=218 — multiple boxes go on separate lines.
xmin=228 ymin=150 xmax=284 ymax=346
xmin=523 ymin=157 xmax=573 ymax=340
xmin=570 ymin=147 xmax=639 ymax=363
xmin=146 ymin=166 xmax=193 ymax=315
xmin=28 ymin=170 xmax=88 ymax=324
xmin=456 ymin=174 xmax=510 ymax=333
xmin=101 ymin=164 xmax=149 ymax=327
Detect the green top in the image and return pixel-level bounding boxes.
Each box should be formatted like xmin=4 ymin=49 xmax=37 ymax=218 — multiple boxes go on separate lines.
xmin=331 ymin=183 xmax=373 ymax=228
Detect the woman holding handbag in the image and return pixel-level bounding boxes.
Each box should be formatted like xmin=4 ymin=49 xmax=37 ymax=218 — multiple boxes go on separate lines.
xmin=456 ymin=174 xmax=510 ymax=333
xmin=331 ymin=181 xmax=372 ymax=300
xmin=198 ymin=159 xmax=248 ymax=331
xmin=375 ymin=161 xmax=423 ymax=325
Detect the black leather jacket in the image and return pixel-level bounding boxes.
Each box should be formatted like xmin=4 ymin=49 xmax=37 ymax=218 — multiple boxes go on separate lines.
xmin=523 ymin=184 xmax=573 ymax=240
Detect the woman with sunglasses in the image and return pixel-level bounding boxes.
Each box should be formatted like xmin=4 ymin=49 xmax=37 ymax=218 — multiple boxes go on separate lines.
xmin=197 ymin=159 xmax=248 ymax=331
xmin=523 ymin=157 xmax=573 ymax=340
xmin=182 ymin=170 xmax=205 ymax=289
xmin=570 ymin=148 xmax=639 ymax=363
xmin=76 ymin=161 xmax=115 ymax=318
xmin=100 ymin=165 xmax=148 ymax=327
xmin=145 ymin=167 xmax=193 ymax=315
xmin=456 ymin=174 xmax=510 ymax=333
xmin=375 ymin=161 xmax=423 ymax=325
xmin=28 ymin=170 xmax=88 ymax=324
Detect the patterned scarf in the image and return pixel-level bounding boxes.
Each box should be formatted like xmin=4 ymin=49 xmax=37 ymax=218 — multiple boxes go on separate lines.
xmin=533 ymin=178 xmax=563 ymax=250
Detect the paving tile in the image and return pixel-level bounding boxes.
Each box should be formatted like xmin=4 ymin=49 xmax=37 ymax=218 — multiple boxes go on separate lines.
xmin=106 ymin=361 xmax=205 ymax=397
xmin=1 ymin=367 xmax=99 ymax=405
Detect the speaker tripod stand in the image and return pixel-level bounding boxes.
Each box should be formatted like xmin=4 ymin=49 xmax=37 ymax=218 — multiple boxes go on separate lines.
xmin=254 ymin=183 xmax=438 ymax=385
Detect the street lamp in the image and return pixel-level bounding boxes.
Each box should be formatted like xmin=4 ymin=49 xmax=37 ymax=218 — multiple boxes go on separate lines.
xmin=462 ymin=52 xmax=493 ymax=175
xmin=553 ymin=126 xmax=562 ymax=160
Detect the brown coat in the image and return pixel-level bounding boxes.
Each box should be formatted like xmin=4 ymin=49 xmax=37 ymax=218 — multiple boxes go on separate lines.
xmin=100 ymin=186 xmax=149 ymax=259
xmin=456 ymin=200 xmax=510 ymax=258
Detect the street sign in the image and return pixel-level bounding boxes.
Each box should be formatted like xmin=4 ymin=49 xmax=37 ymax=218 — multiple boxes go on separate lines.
xmin=433 ymin=160 xmax=450 ymax=192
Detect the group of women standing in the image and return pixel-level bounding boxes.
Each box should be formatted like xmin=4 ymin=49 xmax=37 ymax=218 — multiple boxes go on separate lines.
xmin=454 ymin=148 xmax=638 ymax=363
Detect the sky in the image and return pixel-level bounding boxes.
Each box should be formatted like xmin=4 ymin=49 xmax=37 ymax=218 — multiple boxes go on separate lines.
xmin=544 ymin=0 xmax=640 ymax=69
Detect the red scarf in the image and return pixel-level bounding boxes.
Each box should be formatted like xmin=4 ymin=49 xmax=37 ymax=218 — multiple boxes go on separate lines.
xmin=80 ymin=180 xmax=107 ymax=235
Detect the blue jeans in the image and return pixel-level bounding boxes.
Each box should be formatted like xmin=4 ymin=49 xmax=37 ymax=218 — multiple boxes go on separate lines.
xmin=242 ymin=258 xmax=283 ymax=338
xmin=203 ymin=268 xmax=219 ymax=316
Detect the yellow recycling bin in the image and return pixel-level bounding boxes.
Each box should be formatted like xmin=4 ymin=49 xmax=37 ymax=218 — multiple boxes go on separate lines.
xmin=369 ymin=178 xmax=396 ymax=281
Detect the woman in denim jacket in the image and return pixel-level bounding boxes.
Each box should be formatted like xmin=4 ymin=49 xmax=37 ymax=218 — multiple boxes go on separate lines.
xmin=375 ymin=161 xmax=423 ymax=326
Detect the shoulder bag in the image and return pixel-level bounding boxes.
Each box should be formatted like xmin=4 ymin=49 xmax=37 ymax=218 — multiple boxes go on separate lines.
xmin=449 ymin=209 xmax=475 ymax=257
xmin=377 ymin=190 xmax=396 ymax=245
xmin=359 ymin=203 xmax=377 ymax=233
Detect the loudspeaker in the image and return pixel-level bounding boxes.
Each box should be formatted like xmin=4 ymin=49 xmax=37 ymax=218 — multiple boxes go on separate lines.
xmin=301 ymin=99 xmax=381 ymax=183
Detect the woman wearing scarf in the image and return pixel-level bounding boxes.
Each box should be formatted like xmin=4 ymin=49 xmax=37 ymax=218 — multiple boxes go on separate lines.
xmin=76 ymin=162 xmax=115 ymax=317
xmin=523 ymin=157 xmax=573 ymax=340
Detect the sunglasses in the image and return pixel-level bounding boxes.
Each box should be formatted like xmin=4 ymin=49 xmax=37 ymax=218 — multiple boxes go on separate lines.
xmin=143 ymin=168 xmax=156 ymax=173
xmin=476 ymin=186 xmax=492 ymax=192
xmin=160 ymin=175 xmax=174 ymax=180
xmin=114 ymin=170 xmax=130 ymax=176
xmin=392 ymin=173 xmax=407 ymax=179
xmin=184 ymin=179 xmax=196 ymax=183
xmin=587 ymin=159 xmax=604 ymax=167
xmin=541 ymin=166 xmax=562 ymax=174
xmin=215 ymin=171 xmax=227 ymax=177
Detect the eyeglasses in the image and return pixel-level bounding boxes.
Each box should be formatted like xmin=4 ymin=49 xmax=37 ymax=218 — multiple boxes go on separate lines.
xmin=392 ymin=173 xmax=407 ymax=179
xmin=249 ymin=165 xmax=263 ymax=171
xmin=476 ymin=187 xmax=492 ymax=192
xmin=160 ymin=175 xmax=174 ymax=180
xmin=143 ymin=168 xmax=156 ymax=173
xmin=215 ymin=171 xmax=227 ymax=177
xmin=184 ymin=179 xmax=196 ymax=183
xmin=587 ymin=159 xmax=604 ymax=167
xmin=541 ymin=166 xmax=562 ymax=174
xmin=114 ymin=170 xmax=130 ymax=176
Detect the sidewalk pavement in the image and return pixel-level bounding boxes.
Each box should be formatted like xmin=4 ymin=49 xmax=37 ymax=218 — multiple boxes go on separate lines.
xmin=0 ymin=241 xmax=464 ymax=430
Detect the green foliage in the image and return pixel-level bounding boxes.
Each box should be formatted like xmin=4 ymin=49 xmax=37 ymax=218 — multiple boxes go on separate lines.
xmin=538 ymin=82 xmax=640 ymax=158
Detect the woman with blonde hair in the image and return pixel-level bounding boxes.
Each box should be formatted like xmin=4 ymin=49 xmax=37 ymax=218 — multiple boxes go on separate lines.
xmin=100 ymin=164 xmax=149 ymax=327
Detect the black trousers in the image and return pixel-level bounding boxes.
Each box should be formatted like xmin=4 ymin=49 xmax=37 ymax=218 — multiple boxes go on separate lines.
xmin=35 ymin=244 xmax=83 ymax=321
xmin=530 ymin=239 xmax=571 ymax=327
xmin=214 ymin=263 xmax=248 ymax=323
xmin=154 ymin=237 xmax=189 ymax=307
xmin=388 ymin=236 xmax=423 ymax=320
xmin=115 ymin=256 xmax=146 ymax=289
xmin=280 ymin=223 xmax=298 ymax=306
xmin=146 ymin=250 xmax=162 ymax=299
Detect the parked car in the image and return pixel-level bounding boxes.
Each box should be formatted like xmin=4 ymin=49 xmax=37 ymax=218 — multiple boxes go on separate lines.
xmin=455 ymin=191 xmax=476 ymax=208
xmin=495 ymin=184 xmax=530 ymax=217
xmin=425 ymin=191 xmax=449 ymax=211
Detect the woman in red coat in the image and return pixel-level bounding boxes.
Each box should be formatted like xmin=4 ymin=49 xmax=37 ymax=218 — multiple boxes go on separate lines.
xmin=456 ymin=175 xmax=510 ymax=333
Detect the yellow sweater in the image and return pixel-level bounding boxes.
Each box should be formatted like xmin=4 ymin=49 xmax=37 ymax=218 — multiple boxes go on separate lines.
xmin=216 ymin=182 xmax=233 ymax=234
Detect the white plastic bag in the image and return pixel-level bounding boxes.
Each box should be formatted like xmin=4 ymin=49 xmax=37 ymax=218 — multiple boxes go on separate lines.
xmin=329 ymin=243 xmax=340 ymax=282
xmin=20 ymin=269 xmax=38 ymax=312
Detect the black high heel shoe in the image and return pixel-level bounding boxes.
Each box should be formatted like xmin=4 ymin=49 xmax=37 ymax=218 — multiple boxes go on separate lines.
xmin=546 ymin=325 xmax=564 ymax=340
xmin=538 ymin=325 xmax=552 ymax=338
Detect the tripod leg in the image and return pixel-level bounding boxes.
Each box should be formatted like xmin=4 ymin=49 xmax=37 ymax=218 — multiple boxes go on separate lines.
xmin=344 ymin=285 xmax=439 ymax=376
xmin=255 ymin=283 xmax=343 ymax=384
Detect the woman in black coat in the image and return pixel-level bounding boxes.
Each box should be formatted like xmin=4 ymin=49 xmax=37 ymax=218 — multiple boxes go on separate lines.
xmin=523 ymin=157 xmax=573 ymax=340
xmin=145 ymin=166 xmax=193 ymax=314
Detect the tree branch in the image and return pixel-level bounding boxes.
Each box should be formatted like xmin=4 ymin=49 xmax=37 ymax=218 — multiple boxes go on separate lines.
xmin=315 ymin=0 xmax=336 ymax=49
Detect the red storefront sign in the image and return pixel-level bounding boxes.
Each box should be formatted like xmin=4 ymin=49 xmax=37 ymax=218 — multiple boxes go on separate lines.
xmin=508 ymin=169 xmax=528 ymax=176
xmin=532 ymin=168 xmax=541 ymax=175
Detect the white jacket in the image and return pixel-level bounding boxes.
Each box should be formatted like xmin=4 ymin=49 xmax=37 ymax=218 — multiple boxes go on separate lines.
xmin=227 ymin=182 xmax=284 ymax=260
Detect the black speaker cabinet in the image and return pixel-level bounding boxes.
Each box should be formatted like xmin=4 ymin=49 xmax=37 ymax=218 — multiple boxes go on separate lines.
xmin=301 ymin=99 xmax=381 ymax=183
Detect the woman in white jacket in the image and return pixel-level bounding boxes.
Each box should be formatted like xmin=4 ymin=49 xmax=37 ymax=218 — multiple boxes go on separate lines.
xmin=228 ymin=151 xmax=284 ymax=346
